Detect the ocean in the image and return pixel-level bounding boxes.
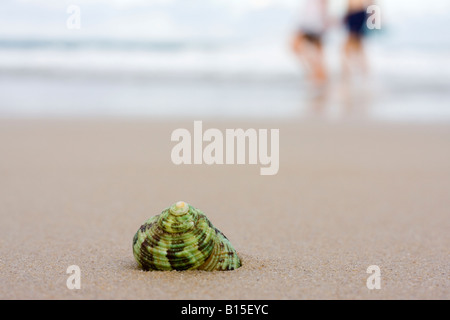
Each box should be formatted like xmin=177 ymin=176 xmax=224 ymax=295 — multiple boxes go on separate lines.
xmin=1 ymin=1 xmax=450 ymax=121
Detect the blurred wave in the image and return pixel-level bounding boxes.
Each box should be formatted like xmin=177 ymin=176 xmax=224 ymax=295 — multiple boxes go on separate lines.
xmin=1 ymin=36 xmax=449 ymax=80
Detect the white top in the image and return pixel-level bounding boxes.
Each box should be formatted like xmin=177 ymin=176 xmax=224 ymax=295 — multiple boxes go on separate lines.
xmin=299 ymin=0 xmax=328 ymax=35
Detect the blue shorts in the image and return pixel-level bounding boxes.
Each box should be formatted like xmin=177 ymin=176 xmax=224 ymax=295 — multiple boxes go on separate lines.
xmin=345 ymin=10 xmax=367 ymax=36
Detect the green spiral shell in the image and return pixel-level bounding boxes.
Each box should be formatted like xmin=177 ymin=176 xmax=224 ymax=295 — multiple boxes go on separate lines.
xmin=132 ymin=201 xmax=241 ymax=271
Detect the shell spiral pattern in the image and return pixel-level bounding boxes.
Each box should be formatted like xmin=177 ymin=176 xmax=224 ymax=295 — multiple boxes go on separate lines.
xmin=133 ymin=201 xmax=241 ymax=271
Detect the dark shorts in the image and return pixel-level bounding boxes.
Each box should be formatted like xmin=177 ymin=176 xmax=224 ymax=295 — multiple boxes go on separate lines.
xmin=301 ymin=32 xmax=322 ymax=46
xmin=345 ymin=10 xmax=367 ymax=36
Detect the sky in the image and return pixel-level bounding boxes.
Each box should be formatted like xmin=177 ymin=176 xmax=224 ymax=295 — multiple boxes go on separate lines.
xmin=0 ymin=0 xmax=449 ymax=42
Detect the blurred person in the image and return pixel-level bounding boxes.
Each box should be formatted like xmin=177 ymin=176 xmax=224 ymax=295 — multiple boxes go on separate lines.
xmin=292 ymin=0 xmax=329 ymax=85
xmin=342 ymin=0 xmax=373 ymax=77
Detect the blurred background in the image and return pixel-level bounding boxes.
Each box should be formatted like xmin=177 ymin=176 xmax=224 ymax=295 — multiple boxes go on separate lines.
xmin=0 ymin=0 xmax=449 ymax=121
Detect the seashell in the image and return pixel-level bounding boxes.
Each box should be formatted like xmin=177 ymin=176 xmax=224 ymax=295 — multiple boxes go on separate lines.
xmin=133 ymin=201 xmax=241 ymax=271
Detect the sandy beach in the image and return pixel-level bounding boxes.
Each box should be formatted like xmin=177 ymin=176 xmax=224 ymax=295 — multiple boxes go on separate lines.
xmin=0 ymin=118 xmax=448 ymax=299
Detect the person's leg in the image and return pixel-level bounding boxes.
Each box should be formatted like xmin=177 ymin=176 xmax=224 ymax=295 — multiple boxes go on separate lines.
xmin=291 ymin=32 xmax=304 ymax=55
xmin=353 ymin=36 xmax=368 ymax=76
xmin=292 ymin=33 xmax=312 ymax=74
xmin=342 ymin=35 xmax=354 ymax=78
xmin=343 ymin=32 xmax=368 ymax=78
xmin=293 ymin=33 xmax=315 ymax=81
xmin=312 ymin=42 xmax=327 ymax=84
xmin=292 ymin=33 xmax=327 ymax=84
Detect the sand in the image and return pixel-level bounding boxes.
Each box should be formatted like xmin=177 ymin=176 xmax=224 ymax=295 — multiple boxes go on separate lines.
xmin=0 ymin=119 xmax=449 ymax=300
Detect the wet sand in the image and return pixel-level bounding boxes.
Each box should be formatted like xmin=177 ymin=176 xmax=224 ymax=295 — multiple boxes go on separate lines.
xmin=0 ymin=119 xmax=449 ymax=299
